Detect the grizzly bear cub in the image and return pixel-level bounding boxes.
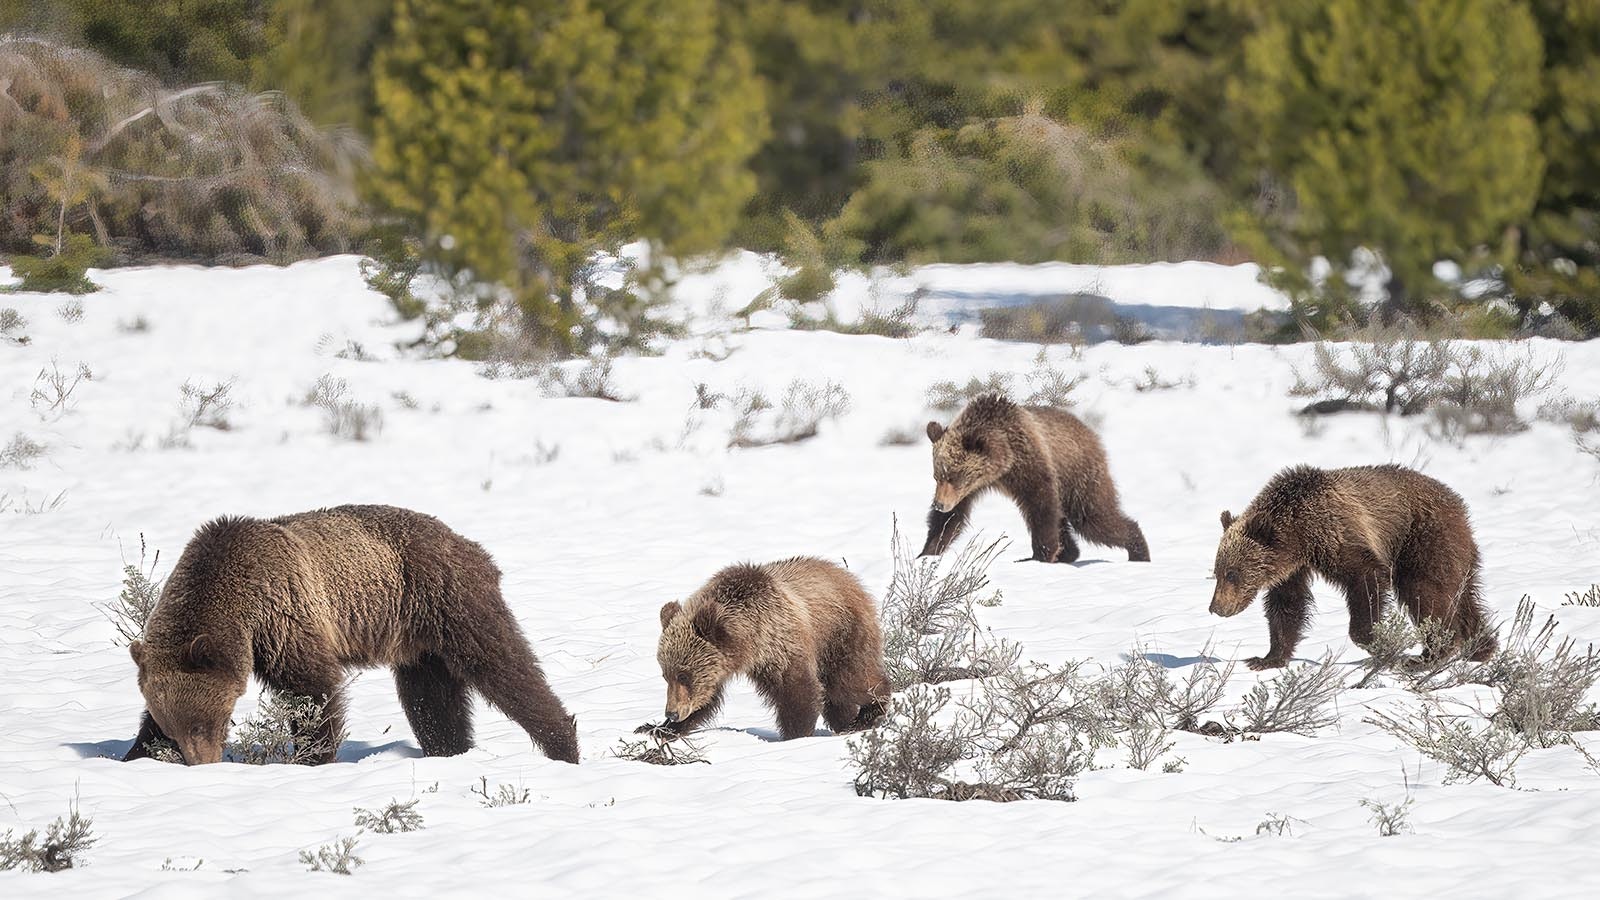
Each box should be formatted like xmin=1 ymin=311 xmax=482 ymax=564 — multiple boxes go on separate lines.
xmin=1210 ymin=464 xmax=1496 ymax=670
xmin=123 ymin=505 xmax=579 ymax=765
xmin=922 ymin=394 xmax=1149 ymax=563
xmin=646 ymin=557 xmax=890 ymax=741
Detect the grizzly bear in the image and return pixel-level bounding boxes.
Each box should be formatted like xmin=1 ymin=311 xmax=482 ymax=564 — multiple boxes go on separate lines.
xmin=645 ymin=557 xmax=890 ymax=741
xmin=122 ymin=505 xmax=579 ymax=765
xmin=921 ymin=394 xmax=1149 ymax=563
xmin=1210 ymin=464 xmax=1496 ymax=670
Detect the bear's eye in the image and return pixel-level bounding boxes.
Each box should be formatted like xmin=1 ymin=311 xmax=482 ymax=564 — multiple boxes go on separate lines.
xmin=962 ymin=436 xmax=985 ymax=454
xmin=675 ymin=672 xmax=691 ymax=687
xmin=1224 ymin=571 xmax=1240 ymax=585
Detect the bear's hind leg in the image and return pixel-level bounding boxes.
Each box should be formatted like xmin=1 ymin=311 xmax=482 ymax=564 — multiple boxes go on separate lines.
xmin=395 ymin=652 xmax=474 ymax=756
xmin=822 ymin=650 xmax=891 ymax=734
xmin=1395 ymin=541 xmax=1496 ymax=662
xmin=456 ymin=636 xmax=579 ymax=764
xmin=755 ymin=661 xmax=823 ymax=740
xmin=1078 ymin=512 xmax=1150 ymax=562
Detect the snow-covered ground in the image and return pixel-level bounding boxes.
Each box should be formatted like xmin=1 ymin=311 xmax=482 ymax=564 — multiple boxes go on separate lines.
xmin=2 ymin=255 xmax=1598 ymax=898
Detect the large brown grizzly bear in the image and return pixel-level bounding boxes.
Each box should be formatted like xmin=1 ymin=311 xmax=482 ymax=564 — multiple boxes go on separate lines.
xmin=921 ymin=394 xmax=1149 ymax=563
xmin=1210 ymin=464 xmax=1496 ymax=670
xmin=646 ymin=557 xmax=890 ymax=741
xmin=122 ymin=505 xmax=579 ymax=765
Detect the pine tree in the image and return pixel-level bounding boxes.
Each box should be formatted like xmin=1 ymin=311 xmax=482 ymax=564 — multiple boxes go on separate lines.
xmin=1510 ymin=0 xmax=1600 ymax=334
xmin=368 ymin=0 xmax=766 ymax=350
xmin=1230 ymin=0 xmax=1544 ymax=320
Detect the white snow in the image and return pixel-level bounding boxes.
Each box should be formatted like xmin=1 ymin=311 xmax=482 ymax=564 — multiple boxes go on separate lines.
xmin=2 ymin=255 xmax=1599 ymax=897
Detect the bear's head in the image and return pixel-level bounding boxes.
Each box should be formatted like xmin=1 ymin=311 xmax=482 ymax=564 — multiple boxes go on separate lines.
xmin=129 ymin=632 xmax=249 ymax=764
xmin=1209 ymin=510 xmax=1295 ymax=617
xmin=925 ymin=395 xmax=1016 ymax=512
xmin=654 ymin=600 xmax=734 ymax=726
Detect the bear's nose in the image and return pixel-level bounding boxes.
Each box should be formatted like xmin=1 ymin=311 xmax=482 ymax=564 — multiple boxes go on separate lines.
xmin=663 ymin=711 xmax=680 ymax=725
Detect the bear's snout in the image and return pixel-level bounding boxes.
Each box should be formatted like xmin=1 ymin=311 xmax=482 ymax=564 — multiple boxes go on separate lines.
xmin=932 ymin=482 xmax=961 ymax=513
xmin=662 ymin=710 xmax=680 ymax=725
xmin=1209 ymin=586 xmax=1247 ymax=618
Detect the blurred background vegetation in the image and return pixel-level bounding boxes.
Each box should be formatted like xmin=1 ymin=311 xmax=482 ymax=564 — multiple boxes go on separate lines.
xmin=1 ymin=0 xmax=1596 ymax=348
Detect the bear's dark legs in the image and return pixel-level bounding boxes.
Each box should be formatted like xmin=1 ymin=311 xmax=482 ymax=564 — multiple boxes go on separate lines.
xmin=1078 ymin=512 xmax=1151 ymax=562
xmin=755 ymin=661 xmax=823 ymax=740
xmin=459 ymin=641 xmax=580 ymax=764
xmin=1056 ymin=522 xmax=1081 ymax=563
xmin=122 ymin=711 xmax=171 ymax=761
xmin=1395 ymin=541 xmax=1497 ymax=662
xmin=1247 ymin=568 xmax=1313 ymax=671
xmin=256 ymin=633 xmax=350 ymax=764
xmin=921 ymin=495 xmax=976 ymax=556
xmin=395 ymin=652 xmax=474 ymax=756
xmin=1334 ymin=558 xmax=1389 ymax=652
xmin=1017 ymin=493 xmax=1065 ymax=562
xmin=821 ymin=651 xmax=892 ymax=734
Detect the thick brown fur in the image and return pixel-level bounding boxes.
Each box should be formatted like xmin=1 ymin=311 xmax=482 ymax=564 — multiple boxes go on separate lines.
xmin=650 ymin=557 xmax=891 ymax=741
xmin=921 ymin=394 xmax=1149 ymax=563
xmin=1211 ymin=464 xmax=1496 ymax=670
xmin=123 ymin=505 xmax=579 ymax=765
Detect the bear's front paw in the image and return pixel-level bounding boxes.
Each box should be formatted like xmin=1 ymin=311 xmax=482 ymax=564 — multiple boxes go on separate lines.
xmin=1244 ymin=655 xmax=1287 ymax=671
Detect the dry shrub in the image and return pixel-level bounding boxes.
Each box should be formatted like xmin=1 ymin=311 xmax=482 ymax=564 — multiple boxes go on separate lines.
xmin=0 ymin=37 xmax=363 ymax=263
xmin=726 ymin=379 xmax=850 ymax=448
xmin=353 ymin=799 xmax=423 ymax=835
xmin=101 ymin=534 xmax=162 ymax=646
xmin=879 ymin=523 xmax=1010 ymax=689
xmin=470 ymin=777 xmax=532 ymax=808
xmin=979 ymin=294 xmax=1112 ymax=344
xmin=0 ymin=432 xmax=47 ymax=469
xmin=303 ymin=375 xmax=383 ymax=441
xmin=226 ymin=690 xmax=343 ymax=765
xmin=0 ymin=803 xmax=95 ymax=873
xmin=1478 ymin=597 xmax=1600 ymax=746
xmin=1233 ymin=653 xmax=1346 ymax=735
xmin=300 ymin=836 xmax=362 ymax=875
xmin=613 ymin=731 xmax=710 ymax=766
xmin=1368 ymin=699 xmax=1528 ymax=787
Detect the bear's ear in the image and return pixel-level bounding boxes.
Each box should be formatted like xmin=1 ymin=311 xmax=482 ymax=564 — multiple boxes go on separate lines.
xmin=926 ymin=421 xmax=946 ymax=443
xmin=692 ymin=605 xmax=729 ymax=648
xmin=659 ymin=600 xmax=682 ymax=630
xmin=182 ymin=634 xmax=224 ymax=672
xmin=129 ymin=640 xmax=145 ymax=669
xmin=1219 ymin=510 xmax=1234 ymax=530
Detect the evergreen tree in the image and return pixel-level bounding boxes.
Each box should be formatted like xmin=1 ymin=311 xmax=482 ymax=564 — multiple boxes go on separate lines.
xmin=1230 ymin=0 xmax=1544 ymax=320
xmin=1511 ymin=0 xmax=1600 ymax=334
xmin=368 ymin=0 xmax=766 ymax=350
xmin=0 ymin=0 xmax=268 ymax=84
xmin=253 ymin=0 xmax=391 ymax=129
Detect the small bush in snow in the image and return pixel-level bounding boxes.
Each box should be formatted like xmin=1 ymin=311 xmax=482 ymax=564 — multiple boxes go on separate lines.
xmin=613 ymin=731 xmax=710 ymax=766
xmin=0 ymin=804 xmax=96 ymax=873
xmin=850 ymin=660 xmax=1107 ymax=803
xmin=470 ymin=777 xmax=532 ymax=808
xmin=1368 ymin=700 xmax=1527 ymax=787
xmin=1101 ymin=648 xmax=1235 ymax=734
xmin=1232 ymin=653 xmax=1345 ymax=736
xmin=878 ymin=425 xmax=922 ymax=446
xmin=879 ymin=523 xmax=1010 ymax=689
xmin=226 ymin=690 xmax=342 ymax=765
xmin=1426 ymin=344 xmax=1564 ymax=439
xmin=0 ymin=307 xmax=26 ymax=334
xmin=0 ymin=433 xmax=47 ymax=469
xmin=1292 ymin=323 xmax=1563 ymax=436
xmin=1021 ymin=351 xmax=1086 ymax=409
xmin=1537 ymin=397 xmax=1600 ymax=435
xmin=303 ymin=375 xmax=383 ymax=442
xmin=179 ymin=379 xmax=235 ymax=431
xmin=57 ymin=298 xmax=85 ymax=323
xmin=789 ymin=296 xmax=922 ymax=339
xmin=353 ymin=799 xmax=423 ymax=834
xmin=927 ymin=373 xmax=1013 ymax=413
xmin=1127 ymin=366 xmax=1195 ymax=392
xmin=1564 ymin=585 xmax=1600 ymax=607
xmin=1290 ymin=322 xmax=1449 ymax=415
xmin=1351 ymin=607 xmax=1464 ymax=690
xmin=543 ymin=355 xmax=630 ymax=402
xmin=1360 ymin=772 xmax=1416 ymax=837
xmin=726 ymin=379 xmax=850 ymax=448
xmin=1478 ymin=597 xmax=1600 ymax=746
xmin=300 ymin=836 xmax=362 ymax=875
xmin=102 ymin=534 xmax=162 ymax=647
xmin=29 ymin=359 xmax=92 ymax=419
xmin=1254 ymin=813 xmax=1299 ymax=837
xmin=978 ymin=294 xmax=1107 ymax=344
